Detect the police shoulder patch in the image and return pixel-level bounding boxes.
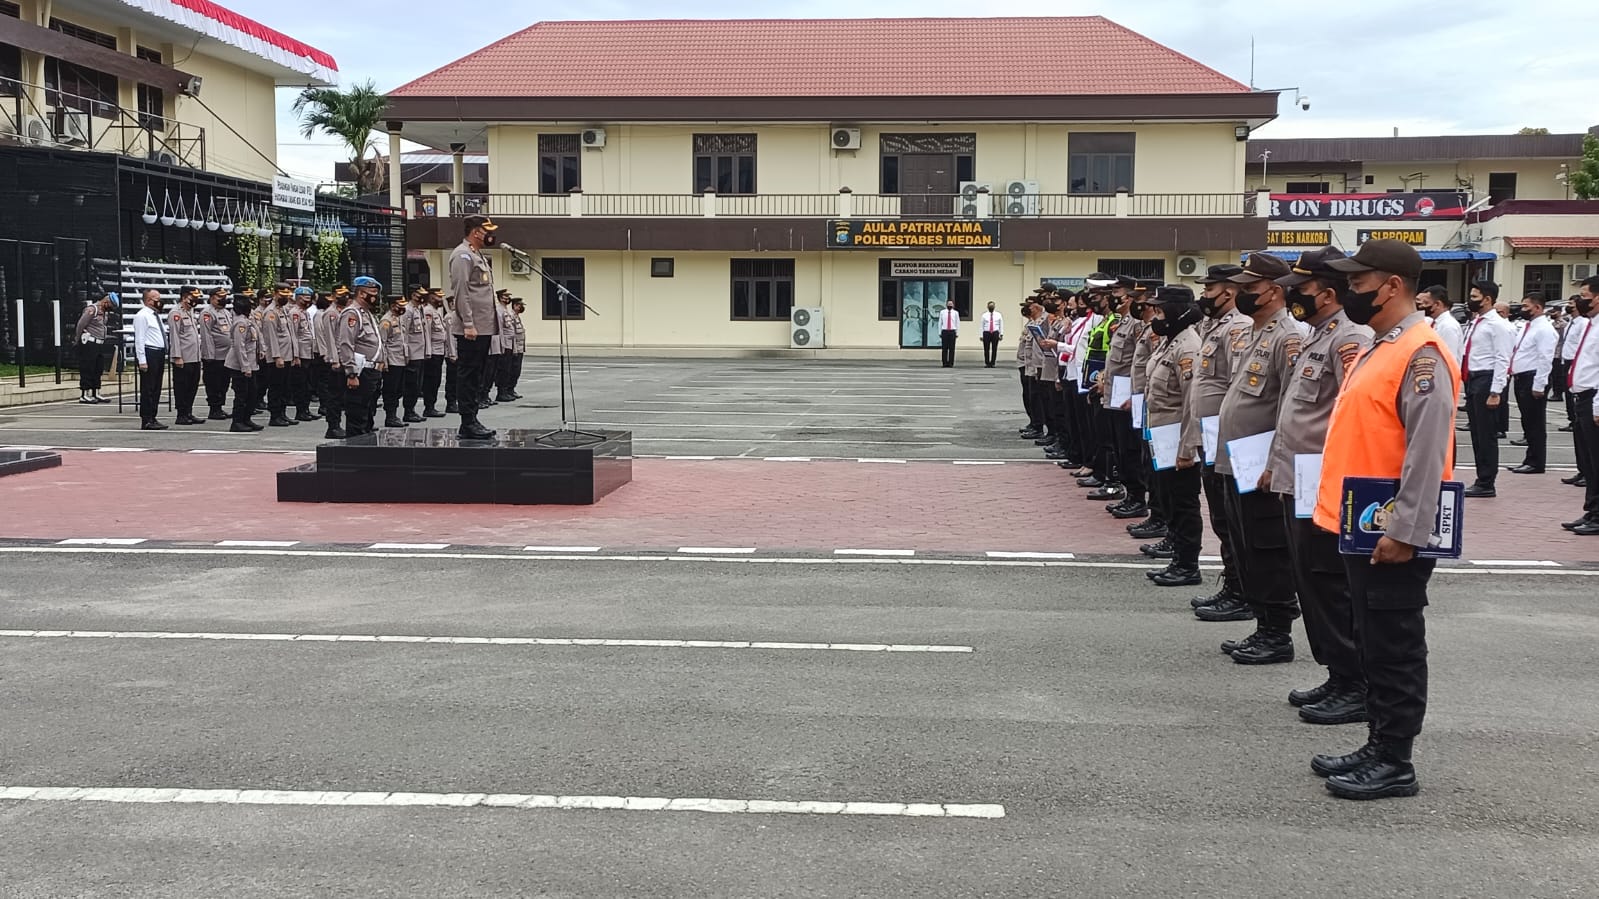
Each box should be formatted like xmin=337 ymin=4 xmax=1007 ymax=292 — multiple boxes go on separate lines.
xmin=346 ymin=314 xmax=359 ymax=328
xmin=1179 ymin=357 xmax=1195 ymax=380
xmin=1337 ymin=342 xmax=1363 ymax=366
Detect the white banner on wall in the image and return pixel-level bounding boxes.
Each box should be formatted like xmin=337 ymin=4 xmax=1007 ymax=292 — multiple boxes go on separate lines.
xmin=272 ymin=175 xmax=317 ymax=212
xmin=890 ymin=260 xmax=963 ymax=278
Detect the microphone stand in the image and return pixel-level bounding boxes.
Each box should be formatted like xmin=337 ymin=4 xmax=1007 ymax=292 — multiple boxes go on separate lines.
xmin=498 ymin=245 xmax=607 ymax=447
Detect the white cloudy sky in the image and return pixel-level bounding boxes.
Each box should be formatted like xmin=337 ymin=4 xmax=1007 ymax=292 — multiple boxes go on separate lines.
xmin=238 ymin=0 xmax=1599 ymax=183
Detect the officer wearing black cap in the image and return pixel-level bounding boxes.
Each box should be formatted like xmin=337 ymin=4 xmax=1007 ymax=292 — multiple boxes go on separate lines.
xmin=449 ymin=214 xmax=500 ymax=439
xmin=1272 ymin=246 xmax=1373 ymax=724
xmin=1177 ymin=265 xmax=1251 ymax=607
xmin=1211 ymin=252 xmax=1306 ymax=664
xmin=1142 ymin=285 xmax=1205 ymax=587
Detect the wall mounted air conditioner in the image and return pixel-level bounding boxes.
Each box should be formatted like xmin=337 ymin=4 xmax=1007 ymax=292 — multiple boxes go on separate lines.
xmin=956 ymin=181 xmax=992 ymax=219
xmin=1002 ymin=180 xmax=1040 ymax=216
xmin=60 ymin=111 xmax=90 ymax=146
xmin=831 ymin=127 xmax=862 ymax=150
xmin=581 ymin=128 xmax=607 ymax=148
xmin=1573 ymin=264 xmax=1597 ymax=282
xmin=21 ymin=115 xmax=50 ymax=146
xmin=509 ymin=256 xmax=533 ymax=278
xmin=791 ymin=307 xmax=825 ymax=349
xmin=1176 ymin=255 xmax=1207 ymax=278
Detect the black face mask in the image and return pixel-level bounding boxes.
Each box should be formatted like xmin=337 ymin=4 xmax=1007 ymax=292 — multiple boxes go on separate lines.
xmin=1343 ymin=285 xmax=1385 ymax=326
xmin=1576 ymin=297 xmax=1595 ymax=316
xmin=1289 ymin=290 xmax=1321 ymax=322
xmin=1469 ymin=297 xmax=1491 ymax=314
xmin=1508 ymin=306 xmax=1525 ymax=321
xmin=1235 ymin=288 xmax=1265 ymax=315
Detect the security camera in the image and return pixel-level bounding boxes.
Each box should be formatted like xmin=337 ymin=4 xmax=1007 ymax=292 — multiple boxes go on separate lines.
xmin=1299 ymin=96 xmax=1311 ymax=111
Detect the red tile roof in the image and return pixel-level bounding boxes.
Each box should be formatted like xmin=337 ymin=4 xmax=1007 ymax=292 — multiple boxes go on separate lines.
xmin=389 ymin=17 xmax=1250 ymax=99
xmin=1507 ymin=237 xmax=1599 ymax=249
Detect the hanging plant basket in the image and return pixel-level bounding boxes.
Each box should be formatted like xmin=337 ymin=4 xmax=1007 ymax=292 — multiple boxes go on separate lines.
xmin=220 ymin=199 xmax=235 ymax=234
xmin=141 ymin=187 xmax=158 ymax=225
xmin=173 ymin=194 xmax=190 ymax=229
xmin=159 ymin=189 xmax=176 ymax=227
xmin=190 ymin=193 xmax=205 ymax=230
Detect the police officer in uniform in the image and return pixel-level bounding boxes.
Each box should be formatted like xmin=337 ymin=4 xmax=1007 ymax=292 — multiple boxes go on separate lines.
xmin=378 ymin=295 xmax=412 ymax=428
xmin=262 ymin=284 xmax=298 ymax=427
xmin=420 ymin=287 xmax=450 ymax=418
xmin=1270 ymin=247 xmax=1373 ymax=723
xmin=1310 ymin=239 xmax=1459 ymax=799
xmin=317 ymin=286 xmax=350 ymax=439
xmin=1016 ymin=300 xmax=1044 ymax=438
xmin=168 ymin=285 xmax=205 ymax=425
xmin=74 ymin=293 xmax=115 ymax=403
xmin=1141 ymin=286 xmax=1205 ymax=587
xmin=338 ymin=277 xmax=385 ymax=437
xmin=199 ymin=287 xmax=233 ymax=419
xmin=508 ymin=299 xmax=528 ymax=400
xmin=401 ymin=286 xmax=428 ymax=422
xmin=290 ymin=287 xmax=319 ymax=422
xmin=1127 ymin=287 xmax=1168 ymax=540
xmin=225 ymin=293 xmax=263 ymax=432
xmin=1210 ymin=252 xmax=1305 ymax=664
xmin=449 ymin=215 xmax=500 ymax=439
xmin=1105 ymin=278 xmax=1155 ymax=520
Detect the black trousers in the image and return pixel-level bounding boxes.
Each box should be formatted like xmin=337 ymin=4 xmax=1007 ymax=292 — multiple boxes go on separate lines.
xmin=1029 ymin=377 xmax=1057 ymax=437
xmin=454 ymin=335 xmax=491 ymax=418
xmin=1574 ymin=390 xmax=1599 ymax=518
xmin=1201 ymin=468 xmax=1243 ymax=598
xmin=1343 ymin=554 xmax=1434 ymax=742
xmin=981 ymin=333 xmax=1000 ymax=367
xmin=444 ymin=358 xmax=459 ymax=409
xmin=1550 ymin=359 xmax=1568 ymax=403
xmin=382 ymin=365 xmax=405 ymax=415
xmin=1087 ymin=396 xmax=1114 ymax=479
xmin=1145 ymin=443 xmax=1165 ymax=523
xmin=78 ymin=341 xmax=103 ymax=392
xmin=403 ymin=360 xmax=423 ymax=413
xmin=1511 ymin=370 xmax=1547 ymax=469
xmin=172 ymin=359 xmax=201 ymax=419
xmin=422 ymin=356 xmax=445 ymax=411
xmin=940 ymin=329 xmax=957 ymax=367
xmin=1497 ymin=385 xmax=1511 ymax=434
xmin=202 ymin=358 xmax=229 ymax=413
xmin=1155 ymin=465 xmax=1202 ymax=566
xmin=321 ymin=364 xmax=345 ymax=429
xmin=264 ymin=363 xmax=289 ymax=418
xmin=1221 ymin=480 xmax=1300 ymax=631
xmin=344 ymin=369 xmax=380 ymax=436
xmin=138 ymin=348 xmax=166 ymax=423
xmin=1019 ymin=371 xmax=1041 ymax=429
xmin=1285 ymin=510 xmax=1361 ymax=682
xmin=496 ymin=352 xmax=518 ymax=395
xmin=481 ymin=353 xmax=503 ymax=402
xmin=1110 ymin=408 xmax=1144 ymax=502
xmin=1463 ymin=371 xmax=1498 ymax=487
xmin=229 ymin=369 xmax=256 ymax=426
xmin=290 ymin=361 xmax=313 ymax=415
xmin=1064 ymin=382 xmax=1091 ymax=469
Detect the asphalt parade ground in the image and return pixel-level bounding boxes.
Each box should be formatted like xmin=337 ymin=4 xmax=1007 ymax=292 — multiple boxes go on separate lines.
xmin=2 ymin=358 xmax=1596 ymax=897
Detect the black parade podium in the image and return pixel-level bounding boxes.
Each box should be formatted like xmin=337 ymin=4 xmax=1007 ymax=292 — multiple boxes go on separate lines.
xmin=277 ymin=429 xmax=632 ymax=505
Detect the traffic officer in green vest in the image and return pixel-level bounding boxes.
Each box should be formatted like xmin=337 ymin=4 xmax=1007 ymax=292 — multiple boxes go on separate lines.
xmin=1270 ymin=247 xmax=1373 ymax=722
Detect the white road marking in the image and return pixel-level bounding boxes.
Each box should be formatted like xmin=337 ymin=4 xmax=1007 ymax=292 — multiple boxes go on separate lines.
xmin=0 ymin=629 xmax=973 ymax=654
xmin=623 ymin=401 xmax=948 ymax=408
xmin=858 ymin=458 xmax=907 ymax=464
xmin=91 ymin=447 xmax=148 ymax=453
xmin=581 ymin=423 xmax=955 ymax=431
xmin=0 ymin=785 xmax=1002 ymax=819
xmin=986 ymin=551 xmax=1077 ymax=560
xmin=57 ymin=538 xmax=146 ymax=546
xmin=523 ymin=545 xmax=602 ymax=553
xmin=216 ymin=540 xmax=300 ymax=548
xmin=662 ymin=455 xmax=717 ymax=460
xmin=593 ymin=410 xmax=956 ymax=419
xmin=1468 ymin=560 xmax=1561 ymax=567
xmin=835 ymin=549 xmax=916 ymax=557
xmin=2 ymin=546 xmax=1592 ymax=575
xmin=1199 ymin=555 xmax=1223 ymax=562
xmin=368 ymin=543 xmax=450 ymax=550
xmin=677 ymin=547 xmax=758 ymax=555
xmin=188 ymin=449 xmax=240 ymax=454
xmin=765 ymin=456 xmax=813 ymax=462
xmin=953 ymin=461 xmax=1005 ymax=465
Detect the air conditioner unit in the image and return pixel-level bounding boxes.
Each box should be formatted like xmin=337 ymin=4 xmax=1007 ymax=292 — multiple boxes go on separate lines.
xmin=581 ymin=128 xmax=607 ymax=148
xmin=148 ymin=150 xmax=178 ymax=165
xmin=1002 ymin=179 xmax=1040 ymax=216
xmin=791 ymin=306 xmax=825 ymax=349
xmin=831 ymin=127 xmax=862 ymax=150
xmin=1573 ymin=264 xmax=1598 ymax=282
xmin=21 ymin=115 xmax=51 ymax=146
xmin=60 ymin=111 xmax=90 ymax=146
xmin=509 ymin=256 xmax=533 ymax=278
xmin=1176 ymin=255 xmax=1207 ymax=278
xmin=955 ymin=181 xmax=992 ymax=219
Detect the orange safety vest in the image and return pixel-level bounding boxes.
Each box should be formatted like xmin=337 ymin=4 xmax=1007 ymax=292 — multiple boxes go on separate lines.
xmin=1313 ymin=320 xmax=1459 ymax=533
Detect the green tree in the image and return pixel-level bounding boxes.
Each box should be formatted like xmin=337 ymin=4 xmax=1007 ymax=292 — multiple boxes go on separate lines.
xmin=1571 ymin=134 xmax=1599 ymax=201
xmin=293 ymin=80 xmax=388 ymax=194
xmin=1517 ymin=127 xmax=1550 ymax=136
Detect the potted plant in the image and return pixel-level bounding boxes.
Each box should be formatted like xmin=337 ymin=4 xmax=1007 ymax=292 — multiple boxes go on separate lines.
xmin=172 ymin=194 xmax=189 ymax=229
xmin=159 ymin=189 xmax=176 ymax=227
xmin=141 ymin=188 xmax=158 ymax=225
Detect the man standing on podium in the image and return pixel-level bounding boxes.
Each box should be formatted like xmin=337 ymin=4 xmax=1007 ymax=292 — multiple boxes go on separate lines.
xmin=449 ymin=214 xmax=500 ymax=439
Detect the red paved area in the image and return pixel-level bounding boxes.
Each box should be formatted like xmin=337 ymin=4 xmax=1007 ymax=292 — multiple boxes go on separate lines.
xmin=0 ymin=451 xmax=1595 ymax=562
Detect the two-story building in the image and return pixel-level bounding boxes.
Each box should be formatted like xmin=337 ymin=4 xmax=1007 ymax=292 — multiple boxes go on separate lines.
xmin=387 ymin=17 xmax=1278 ymax=354
xmin=1248 ymin=130 xmax=1598 ymax=304
xmin=1 ymin=0 xmax=407 ymax=371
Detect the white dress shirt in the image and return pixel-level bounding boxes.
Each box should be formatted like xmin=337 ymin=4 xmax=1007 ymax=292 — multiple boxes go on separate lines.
xmin=1570 ymin=313 xmax=1599 ymax=392
xmin=1063 ymin=313 xmax=1099 ymax=383
xmin=1508 ymin=314 xmax=1557 ymax=392
xmin=1461 ymin=310 xmax=1514 ymax=395
xmin=131 ymin=304 xmax=166 ymax=366
xmin=980 ymin=310 xmax=1003 ymax=336
xmin=939 ymin=307 xmax=960 ymax=333
xmin=1427 ymin=310 xmax=1465 ymax=363
xmin=1561 ymin=316 xmax=1589 ymax=362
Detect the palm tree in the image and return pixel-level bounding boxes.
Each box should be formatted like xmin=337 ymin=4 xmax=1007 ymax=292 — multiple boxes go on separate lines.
xmin=293 ymin=80 xmax=388 ymax=195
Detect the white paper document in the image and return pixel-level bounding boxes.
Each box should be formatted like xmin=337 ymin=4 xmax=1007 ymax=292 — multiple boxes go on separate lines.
xmin=1201 ymin=416 xmax=1220 ymax=464
xmin=1109 ymin=375 xmax=1132 ymax=410
xmin=1148 ymin=423 xmax=1182 ymax=471
xmin=1130 ymin=394 xmax=1146 ymax=430
xmin=1226 ymin=430 xmax=1277 ymax=494
xmin=1294 ymin=453 xmax=1324 ymax=518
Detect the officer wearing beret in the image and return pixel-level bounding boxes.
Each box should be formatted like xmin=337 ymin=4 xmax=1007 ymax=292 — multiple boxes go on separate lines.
xmin=1212 ymin=252 xmax=1307 ymax=664
xmin=1271 ymin=247 xmax=1373 ymax=724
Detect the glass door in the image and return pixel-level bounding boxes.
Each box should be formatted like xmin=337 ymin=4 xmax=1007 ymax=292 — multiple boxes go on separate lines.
xmin=899 ymin=280 xmax=951 ymax=348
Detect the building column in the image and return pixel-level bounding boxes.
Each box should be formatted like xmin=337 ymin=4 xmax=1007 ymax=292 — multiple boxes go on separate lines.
xmin=385 ymin=121 xmax=404 ymax=211
xmin=450 ymin=142 xmax=466 ymax=197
